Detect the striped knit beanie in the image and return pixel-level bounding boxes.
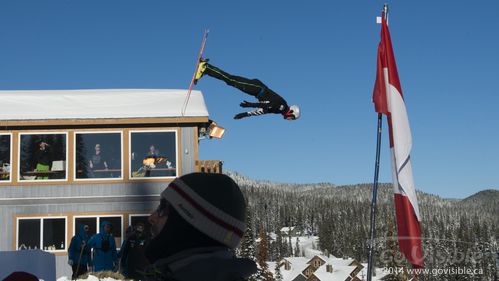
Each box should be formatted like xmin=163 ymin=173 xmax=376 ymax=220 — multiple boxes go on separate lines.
xmin=161 ymin=173 xmax=246 ymax=249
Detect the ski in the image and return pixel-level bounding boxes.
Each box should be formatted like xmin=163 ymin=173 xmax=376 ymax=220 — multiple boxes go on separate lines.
xmin=182 ymin=29 xmax=209 ymax=116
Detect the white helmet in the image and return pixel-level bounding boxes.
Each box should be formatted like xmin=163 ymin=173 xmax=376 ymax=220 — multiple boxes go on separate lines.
xmin=286 ymin=105 xmax=300 ymax=120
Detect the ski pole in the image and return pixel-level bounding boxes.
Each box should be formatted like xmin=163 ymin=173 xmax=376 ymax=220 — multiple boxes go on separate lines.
xmin=74 ymin=241 xmax=85 ymax=280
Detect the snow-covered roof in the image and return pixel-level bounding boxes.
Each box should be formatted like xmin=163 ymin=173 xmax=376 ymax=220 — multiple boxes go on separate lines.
xmin=325 ymin=257 xmax=355 ymax=267
xmin=273 ymin=256 xmax=363 ymax=281
xmin=275 ymin=257 xmax=310 ymax=281
xmin=312 ymin=265 xmax=357 ymax=281
xmin=0 ymin=89 xmax=208 ymax=122
xmin=283 ymin=257 xmax=309 ymax=267
xmin=274 ymin=265 xmax=306 ymax=281
xmin=272 ymin=255 xmax=384 ymax=281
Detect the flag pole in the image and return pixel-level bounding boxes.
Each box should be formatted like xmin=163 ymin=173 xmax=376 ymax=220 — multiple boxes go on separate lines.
xmin=367 ymin=5 xmax=388 ymax=281
xmin=367 ymin=113 xmax=382 ymax=281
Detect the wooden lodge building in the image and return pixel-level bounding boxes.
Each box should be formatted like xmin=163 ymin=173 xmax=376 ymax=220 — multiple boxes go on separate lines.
xmin=0 ymin=89 xmax=222 ymax=277
xmin=277 ymin=255 xmax=365 ymax=281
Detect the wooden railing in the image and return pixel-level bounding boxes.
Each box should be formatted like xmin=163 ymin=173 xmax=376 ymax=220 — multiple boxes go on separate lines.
xmin=195 ymin=160 xmax=223 ymax=174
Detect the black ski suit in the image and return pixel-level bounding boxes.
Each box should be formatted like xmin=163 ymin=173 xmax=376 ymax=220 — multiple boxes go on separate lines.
xmin=204 ymin=63 xmax=290 ymax=119
xmin=119 ymin=231 xmax=151 ymax=280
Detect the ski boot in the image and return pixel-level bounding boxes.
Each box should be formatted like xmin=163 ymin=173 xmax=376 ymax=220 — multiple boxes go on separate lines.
xmin=194 ymin=58 xmax=209 ymax=85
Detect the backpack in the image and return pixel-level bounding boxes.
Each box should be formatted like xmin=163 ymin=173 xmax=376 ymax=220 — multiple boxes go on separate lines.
xmin=100 ymin=234 xmax=111 ymax=252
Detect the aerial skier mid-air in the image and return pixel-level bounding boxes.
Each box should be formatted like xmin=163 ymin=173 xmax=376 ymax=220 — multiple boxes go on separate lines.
xmin=194 ymin=59 xmax=301 ymax=120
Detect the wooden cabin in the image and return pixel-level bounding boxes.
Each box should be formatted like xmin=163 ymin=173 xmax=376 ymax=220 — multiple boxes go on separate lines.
xmin=0 ymin=89 xmax=221 ymax=276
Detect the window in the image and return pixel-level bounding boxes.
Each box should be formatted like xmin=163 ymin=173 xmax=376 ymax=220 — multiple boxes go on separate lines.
xmin=129 ymin=130 xmax=177 ymax=179
xmin=130 ymin=214 xmax=151 ymax=237
xmin=43 ymin=218 xmax=66 ymax=250
xmin=75 ymin=132 xmax=122 ymax=180
xmin=17 ymin=219 xmax=40 ymax=250
xmin=17 ymin=217 xmax=67 ymax=251
xmin=19 ymin=133 xmax=67 ymax=181
xmin=73 ymin=215 xmax=123 ymax=249
xmin=74 ymin=217 xmax=98 ymax=237
xmin=0 ymin=134 xmax=12 ymax=182
xmin=102 ymin=216 xmax=123 ymax=247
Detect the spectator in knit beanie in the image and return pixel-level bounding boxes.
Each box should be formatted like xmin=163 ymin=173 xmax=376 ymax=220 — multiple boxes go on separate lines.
xmin=3 ymin=272 xmax=38 ymax=281
xmin=144 ymin=173 xmax=257 ymax=281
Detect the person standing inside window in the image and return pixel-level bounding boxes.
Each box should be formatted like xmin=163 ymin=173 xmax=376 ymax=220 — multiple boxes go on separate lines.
xmin=88 ymin=143 xmax=108 ymax=177
xmin=144 ymin=145 xmax=160 ymax=177
xmin=147 ymin=144 xmax=160 ymax=158
xmin=89 ymin=143 xmax=108 ymax=170
xmin=33 ymin=141 xmax=52 ymax=180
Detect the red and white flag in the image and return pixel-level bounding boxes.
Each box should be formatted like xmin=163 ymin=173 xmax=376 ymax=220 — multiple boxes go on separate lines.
xmin=373 ymin=16 xmax=424 ymax=268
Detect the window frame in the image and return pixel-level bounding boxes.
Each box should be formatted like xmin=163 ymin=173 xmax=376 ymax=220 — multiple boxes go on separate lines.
xmin=128 ymin=129 xmax=179 ymax=180
xmin=73 ymin=131 xmax=124 ymax=181
xmin=16 ymin=216 xmax=68 ymax=253
xmin=128 ymin=213 xmax=151 ymax=240
xmin=17 ymin=132 xmax=69 ymax=183
xmin=129 ymin=213 xmax=151 ymax=225
xmin=0 ymin=126 xmax=185 ymax=186
xmin=0 ymin=133 xmax=13 ymax=183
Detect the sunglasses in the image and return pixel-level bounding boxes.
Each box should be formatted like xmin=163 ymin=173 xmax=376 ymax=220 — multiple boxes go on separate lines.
xmin=155 ymin=198 xmax=170 ymax=218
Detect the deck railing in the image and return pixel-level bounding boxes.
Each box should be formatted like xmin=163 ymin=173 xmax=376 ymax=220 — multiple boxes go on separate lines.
xmin=195 ymin=160 xmax=223 ymax=174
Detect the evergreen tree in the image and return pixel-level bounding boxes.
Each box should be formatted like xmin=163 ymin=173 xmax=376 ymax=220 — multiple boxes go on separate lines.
xmin=275 ymin=228 xmax=285 ymax=259
xmin=240 ymin=209 xmax=256 ymax=261
xmin=228 ymin=172 xmax=499 ymax=281
xmin=381 ymin=222 xmax=406 ymax=281
xmin=274 ymin=229 xmax=284 ymax=281
xmin=256 ymin=227 xmax=274 ymax=281
xmin=295 ymin=236 xmax=301 ymax=257
xmin=274 ymin=261 xmax=283 ymax=281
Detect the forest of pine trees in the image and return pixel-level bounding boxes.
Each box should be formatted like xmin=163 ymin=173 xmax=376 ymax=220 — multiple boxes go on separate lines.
xmin=230 ymin=172 xmax=498 ymax=281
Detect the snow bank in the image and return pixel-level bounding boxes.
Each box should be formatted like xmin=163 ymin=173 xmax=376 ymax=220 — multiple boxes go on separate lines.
xmin=57 ymin=276 xmax=121 ymax=281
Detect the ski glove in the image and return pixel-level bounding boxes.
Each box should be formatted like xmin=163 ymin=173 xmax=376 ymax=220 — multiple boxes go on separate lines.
xmin=240 ymin=101 xmax=253 ymax=108
xmin=234 ymin=112 xmax=248 ymax=120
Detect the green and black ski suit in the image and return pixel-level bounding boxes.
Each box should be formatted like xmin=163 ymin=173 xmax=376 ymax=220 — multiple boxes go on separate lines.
xmin=204 ymin=63 xmax=290 ymax=119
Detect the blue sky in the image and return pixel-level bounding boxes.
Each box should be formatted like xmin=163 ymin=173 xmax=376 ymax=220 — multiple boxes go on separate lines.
xmin=0 ymin=1 xmax=498 ymax=199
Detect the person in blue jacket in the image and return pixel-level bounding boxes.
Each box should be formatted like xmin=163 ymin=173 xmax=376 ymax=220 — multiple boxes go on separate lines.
xmin=68 ymin=224 xmax=92 ymax=279
xmin=88 ymin=221 xmax=118 ymax=272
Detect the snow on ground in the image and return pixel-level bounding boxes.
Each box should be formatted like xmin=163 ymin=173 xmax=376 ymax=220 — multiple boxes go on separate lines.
xmin=57 ymin=235 xmax=388 ymax=281
xmin=267 ymin=234 xmax=321 ymax=259
xmin=57 ymin=276 xmax=121 ymax=281
xmin=356 ymin=263 xmax=388 ymax=281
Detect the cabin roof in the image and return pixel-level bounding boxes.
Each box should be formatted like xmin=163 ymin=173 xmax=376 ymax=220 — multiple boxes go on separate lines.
xmin=0 ymin=89 xmax=208 ymax=122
